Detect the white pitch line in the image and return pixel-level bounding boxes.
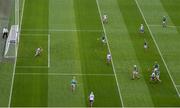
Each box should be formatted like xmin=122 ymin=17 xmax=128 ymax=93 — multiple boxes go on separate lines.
xmin=21 ymin=33 xmax=48 ymax=36
xmin=21 ymin=29 xmax=103 ymax=32
xmin=8 ymin=0 xmax=26 ymax=107
xmin=149 ymin=24 xmax=179 ymax=28
xmin=48 ymin=34 xmax=51 ymax=68
xmin=16 ymin=66 xmax=48 ymax=68
xmin=15 ymin=73 xmax=115 ymax=76
xmin=96 ymin=0 xmax=124 ymax=107
xmin=135 ymin=0 xmax=180 ymax=98
xmin=176 ymin=85 xmax=180 ymax=87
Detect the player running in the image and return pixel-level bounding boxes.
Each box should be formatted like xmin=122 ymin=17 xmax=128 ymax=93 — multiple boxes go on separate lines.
xmin=144 ymin=39 xmax=148 ymax=50
xmin=153 ymin=61 xmax=159 ymax=71
xmin=154 ymin=68 xmax=161 ymax=82
xmin=89 ymin=91 xmax=95 ymax=107
xmin=106 ymin=52 xmax=111 ymax=64
xmin=101 ymin=35 xmax=106 ymax=44
xmin=132 ymin=65 xmax=139 ymax=80
xmin=162 ymin=16 xmax=167 ymax=27
xmin=34 ymin=47 xmax=43 ymax=57
xmin=150 ymin=71 xmax=156 ymax=81
xmin=102 ymin=14 xmax=108 ymax=24
xmin=140 ymin=24 xmax=144 ymax=33
xmin=150 ymin=68 xmax=161 ymax=82
xmin=71 ymin=76 xmax=77 ymax=92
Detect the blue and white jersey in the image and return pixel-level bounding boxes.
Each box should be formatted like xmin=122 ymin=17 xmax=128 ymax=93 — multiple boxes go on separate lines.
xmin=151 ymin=72 xmax=155 ymax=79
xmin=107 ymin=54 xmax=111 ymax=60
xmin=140 ymin=24 xmax=144 ymax=30
xmin=71 ymin=79 xmax=77 ymax=85
xmin=89 ymin=93 xmax=94 ymax=101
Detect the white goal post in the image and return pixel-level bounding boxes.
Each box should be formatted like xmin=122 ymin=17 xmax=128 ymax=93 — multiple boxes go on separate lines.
xmin=4 ymin=25 xmax=19 ymax=58
xmin=4 ymin=0 xmax=20 ymax=58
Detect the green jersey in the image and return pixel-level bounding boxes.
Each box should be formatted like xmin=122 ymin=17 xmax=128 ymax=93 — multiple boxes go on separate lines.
xmin=134 ymin=67 xmax=138 ymax=72
xmin=155 ymin=70 xmax=160 ymax=76
xmin=154 ymin=63 xmax=159 ymax=69
xmin=71 ymin=79 xmax=77 ymax=85
xmin=163 ymin=16 xmax=166 ymax=22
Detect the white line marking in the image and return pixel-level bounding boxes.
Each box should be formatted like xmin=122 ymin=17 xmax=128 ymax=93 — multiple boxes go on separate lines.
xmin=149 ymin=24 xmax=179 ymax=28
xmin=96 ymin=0 xmax=124 ymax=107
xmin=176 ymin=85 xmax=180 ymax=87
xmin=15 ymin=72 xmax=115 ymax=76
xmin=135 ymin=0 xmax=180 ymax=98
xmin=21 ymin=29 xmax=103 ymax=32
xmin=21 ymin=28 xmax=128 ymax=33
xmin=16 ymin=66 xmax=48 ymax=68
xmin=48 ymin=34 xmax=50 ymax=68
xmin=8 ymin=0 xmax=26 ymax=107
xmin=21 ymin=33 xmax=48 ymax=36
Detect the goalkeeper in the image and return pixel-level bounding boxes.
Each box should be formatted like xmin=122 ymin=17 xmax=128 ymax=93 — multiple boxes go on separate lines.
xmin=35 ymin=47 xmax=43 ymax=56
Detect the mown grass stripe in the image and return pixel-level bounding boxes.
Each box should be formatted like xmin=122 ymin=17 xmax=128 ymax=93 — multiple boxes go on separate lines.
xmin=96 ymin=0 xmax=124 ymax=107
xmin=15 ymin=73 xmax=115 ymax=76
xmin=74 ymin=0 xmax=121 ymax=106
xmin=135 ymin=0 xmax=180 ymax=98
xmin=117 ymin=0 xmax=180 ymax=106
xmin=149 ymin=25 xmax=180 ymax=28
xmin=11 ymin=0 xmax=49 ymax=106
xmin=8 ymin=0 xmax=26 ymax=107
xmin=22 ymin=29 xmax=103 ymax=32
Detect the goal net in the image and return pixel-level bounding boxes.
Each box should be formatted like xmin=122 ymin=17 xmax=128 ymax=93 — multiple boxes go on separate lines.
xmin=4 ymin=25 xmax=19 ymax=58
xmin=4 ymin=0 xmax=21 ymax=58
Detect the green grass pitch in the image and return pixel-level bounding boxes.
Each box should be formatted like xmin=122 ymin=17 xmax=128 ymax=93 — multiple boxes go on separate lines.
xmin=0 ymin=0 xmax=180 ymax=107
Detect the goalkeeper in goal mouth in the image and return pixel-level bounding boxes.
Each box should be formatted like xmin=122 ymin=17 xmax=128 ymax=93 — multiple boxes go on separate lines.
xmin=35 ymin=47 xmax=43 ymax=57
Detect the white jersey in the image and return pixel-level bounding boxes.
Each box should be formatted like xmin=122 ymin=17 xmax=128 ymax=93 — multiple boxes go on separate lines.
xmin=107 ymin=54 xmax=111 ymax=60
xmin=103 ymin=15 xmax=107 ymax=20
xmin=3 ymin=28 xmax=8 ymax=33
xmin=89 ymin=94 xmax=94 ymax=101
xmin=151 ymin=72 xmax=155 ymax=77
xmin=140 ymin=25 xmax=144 ymax=30
xmin=36 ymin=48 xmax=41 ymax=52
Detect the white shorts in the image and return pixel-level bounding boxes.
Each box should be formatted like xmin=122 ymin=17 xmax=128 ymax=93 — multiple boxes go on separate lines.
xmin=71 ymin=84 xmax=76 ymax=88
xmin=156 ymin=75 xmax=160 ymax=79
xmin=144 ymin=45 xmax=148 ymax=49
xmin=133 ymin=71 xmax=138 ymax=75
xmin=102 ymin=39 xmax=106 ymax=43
